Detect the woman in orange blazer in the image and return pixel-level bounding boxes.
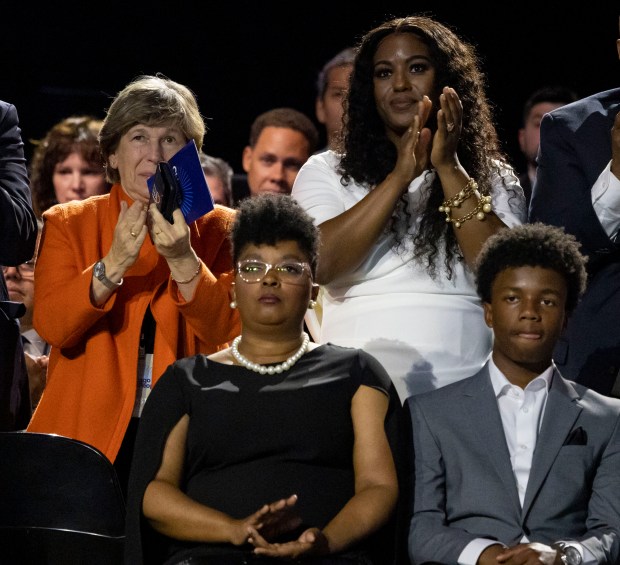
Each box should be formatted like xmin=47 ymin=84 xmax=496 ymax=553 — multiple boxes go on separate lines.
xmin=27 ymin=75 xmax=241 ymax=495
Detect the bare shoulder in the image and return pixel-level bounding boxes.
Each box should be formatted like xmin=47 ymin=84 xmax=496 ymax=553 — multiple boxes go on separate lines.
xmin=207 ymin=347 xmax=234 ymax=364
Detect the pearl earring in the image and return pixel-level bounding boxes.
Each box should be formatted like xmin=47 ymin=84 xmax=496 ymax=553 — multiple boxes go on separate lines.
xmin=230 ymin=300 xmax=237 ymax=309
xmin=308 ymin=300 xmax=317 ymax=310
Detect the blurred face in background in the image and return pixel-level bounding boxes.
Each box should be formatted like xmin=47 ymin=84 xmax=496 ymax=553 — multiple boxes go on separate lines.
xmin=316 ymin=64 xmax=353 ymax=150
xmin=53 ymin=151 xmax=108 ymax=203
xmin=204 ymin=173 xmax=227 ymax=206
xmin=3 ymin=228 xmax=42 ymax=331
xmin=4 ymin=262 xmax=35 ymax=330
xmin=518 ymin=101 xmax=567 ymax=166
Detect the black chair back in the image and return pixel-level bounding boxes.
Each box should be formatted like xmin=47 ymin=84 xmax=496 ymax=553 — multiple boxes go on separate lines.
xmin=0 ymin=431 xmax=126 ymax=564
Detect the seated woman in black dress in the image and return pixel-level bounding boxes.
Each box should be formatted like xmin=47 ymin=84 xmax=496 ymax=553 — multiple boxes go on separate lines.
xmin=125 ymin=193 xmax=402 ymax=564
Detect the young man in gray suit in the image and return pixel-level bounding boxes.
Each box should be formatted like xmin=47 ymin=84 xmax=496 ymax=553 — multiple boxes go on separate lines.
xmin=407 ymin=223 xmax=620 ymax=565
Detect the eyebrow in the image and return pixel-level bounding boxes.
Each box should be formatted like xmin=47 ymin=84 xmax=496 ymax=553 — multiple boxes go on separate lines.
xmin=373 ymin=54 xmax=432 ymax=67
xmin=241 ymin=253 xmax=306 ymax=261
xmin=501 ymin=285 xmax=563 ymax=296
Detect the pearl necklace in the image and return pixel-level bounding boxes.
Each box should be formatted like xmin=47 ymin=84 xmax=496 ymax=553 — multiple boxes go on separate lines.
xmin=231 ymin=332 xmax=310 ymax=375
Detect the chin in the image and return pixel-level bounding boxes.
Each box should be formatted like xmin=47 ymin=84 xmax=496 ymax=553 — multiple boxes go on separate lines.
xmin=130 ymin=191 xmax=150 ymax=204
xmin=260 ymin=188 xmax=286 ymax=195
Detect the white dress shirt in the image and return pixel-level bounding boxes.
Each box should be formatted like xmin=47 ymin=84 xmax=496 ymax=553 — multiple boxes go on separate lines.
xmin=21 ymin=328 xmax=49 ymax=357
xmin=591 ymin=161 xmax=620 ymax=239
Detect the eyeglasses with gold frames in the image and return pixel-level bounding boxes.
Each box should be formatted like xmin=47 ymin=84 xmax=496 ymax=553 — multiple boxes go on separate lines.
xmin=236 ymin=260 xmax=311 ymax=285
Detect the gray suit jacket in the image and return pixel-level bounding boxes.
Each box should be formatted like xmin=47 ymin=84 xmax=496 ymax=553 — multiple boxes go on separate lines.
xmin=407 ymin=364 xmax=620 ymax=565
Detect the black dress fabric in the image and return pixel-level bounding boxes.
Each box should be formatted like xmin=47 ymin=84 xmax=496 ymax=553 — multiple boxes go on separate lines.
xmin=125 ymin=343 xmax=402 ymax=565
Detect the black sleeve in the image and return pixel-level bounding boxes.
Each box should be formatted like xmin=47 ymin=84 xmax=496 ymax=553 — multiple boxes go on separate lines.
xmin=0 ymin=101 xmax=37 ymax=266
xmin=124 ymin=361 xmax=192 ymax=565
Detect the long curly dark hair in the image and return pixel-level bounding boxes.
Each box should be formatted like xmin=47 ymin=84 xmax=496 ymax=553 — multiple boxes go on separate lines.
xmin=339 ymin=15 xmax=511 ymax=278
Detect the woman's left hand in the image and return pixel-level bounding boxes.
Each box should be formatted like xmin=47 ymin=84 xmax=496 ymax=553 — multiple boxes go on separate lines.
xmin=148 ymin=204 xmax=192 ymax=260
xmin=149 ymin=204 xmax=203 ymax=298
xmin=248 ymin=526 xmax=329 ymax=559
xmin=430 ymin=86 xmax=463 ymax=170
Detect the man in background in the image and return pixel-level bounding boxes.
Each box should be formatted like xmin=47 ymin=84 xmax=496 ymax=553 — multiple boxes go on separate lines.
xmin=517 ymin=85 xmax=577 ymax=207
xmin=529 ymin=14 xmax=620 ymax=398
xmin=4 ymin=219 xmax=48 ymax=409
xmin=232 ymin=107 xmax=318 ymax=205
xmin=199 ymin=152 xmax=234 ymax=207
xmin=315 ymin=47 xmax=355 ymax=152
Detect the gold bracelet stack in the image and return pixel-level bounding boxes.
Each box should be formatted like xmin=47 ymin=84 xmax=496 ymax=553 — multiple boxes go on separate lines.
xmin=438 ymin=178 xmax=493 ymax=228
xmin=171 ymin=259 xmax=202 ymax=284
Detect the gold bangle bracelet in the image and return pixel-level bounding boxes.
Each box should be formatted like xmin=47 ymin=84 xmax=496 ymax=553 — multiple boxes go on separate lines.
xmin=438 ymin=178 xmax=493 ymax=228
xmin=171 ymin=259 xmax=202 ymax=284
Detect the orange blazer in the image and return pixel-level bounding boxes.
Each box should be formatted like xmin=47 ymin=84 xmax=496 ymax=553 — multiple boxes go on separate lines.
xmin=27 ymin=185 xmax=241 ymax=461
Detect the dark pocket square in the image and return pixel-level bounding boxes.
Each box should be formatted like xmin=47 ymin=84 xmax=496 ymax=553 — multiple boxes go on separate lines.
xmin=564 ymin=426 xmax=587 ymax=446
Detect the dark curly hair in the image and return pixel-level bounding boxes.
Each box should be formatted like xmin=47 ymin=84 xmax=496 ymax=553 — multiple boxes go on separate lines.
xmin=231 ymin=194 xmax=320 ymax=276
xmin=29 ymin=115 xmax=109 ymax=217
xmin=339 ymin=15 xmax=511 ymax=278
xmin=475 ymin=223 xmax=587 ymax=316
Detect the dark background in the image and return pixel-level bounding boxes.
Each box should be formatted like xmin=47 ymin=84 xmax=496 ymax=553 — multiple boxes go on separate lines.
xmin=2 ymin=1 xmax=618 ymax=175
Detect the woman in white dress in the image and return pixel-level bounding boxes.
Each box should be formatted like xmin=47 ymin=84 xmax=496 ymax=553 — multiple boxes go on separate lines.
xmin=292 ymin=15 xmax=525 ymax=403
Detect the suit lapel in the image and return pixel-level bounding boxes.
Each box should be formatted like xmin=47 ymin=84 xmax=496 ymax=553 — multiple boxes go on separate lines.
xmin=522 ymin=369 xmax=582 ymax=516
xmin=466 ymin=367 xmax=523 ymax=513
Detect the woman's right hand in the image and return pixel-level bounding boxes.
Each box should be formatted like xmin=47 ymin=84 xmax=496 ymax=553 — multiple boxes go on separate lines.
xmin=392 ymin=95 xmax=433 ymax=187
xmin=106 ymin=200 xmax=148 ymax=274
xmin=229 ymin=494 xmax=301 ymax=546
xmin=90 ymin=200 xmax=148 ymax=305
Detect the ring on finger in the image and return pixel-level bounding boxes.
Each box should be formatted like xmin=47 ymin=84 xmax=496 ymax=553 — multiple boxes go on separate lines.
xmin=446 ymin=122 xmax=455 ymax=132
xmin=130 ymin=230 xmax=137 ymax=238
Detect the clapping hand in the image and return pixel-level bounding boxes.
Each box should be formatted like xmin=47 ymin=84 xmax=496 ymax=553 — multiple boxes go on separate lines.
xmin=147 ymin=204 xmax=193 ymax=261
xmin=393 ymin=95 xmax=432 ymax=188
xmin=430 ymin=86 xmax=464 ymax=170
xmin=108 ymin=200 xmax=148 ymax=270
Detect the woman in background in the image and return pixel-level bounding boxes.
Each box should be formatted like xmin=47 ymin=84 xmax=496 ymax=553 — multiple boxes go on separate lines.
xmin=29 ymin=115 xmax=110 ymax=216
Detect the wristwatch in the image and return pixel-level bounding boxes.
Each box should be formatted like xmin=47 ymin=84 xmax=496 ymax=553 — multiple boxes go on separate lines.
xmin=93 ymin=260 xmax=123 ymax=290
xmin=553 ymin=542 xmax=582 ymax=565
